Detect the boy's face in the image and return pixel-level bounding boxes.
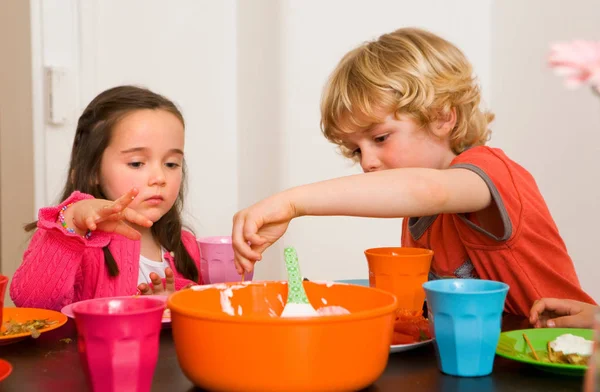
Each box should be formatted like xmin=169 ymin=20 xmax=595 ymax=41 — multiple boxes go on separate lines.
xmin=342 ymin=114 xmax=456 ymax=173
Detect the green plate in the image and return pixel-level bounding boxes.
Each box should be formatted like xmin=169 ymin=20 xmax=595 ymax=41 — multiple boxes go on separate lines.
xmin=496 ymin=328 xmax=592 ymax=376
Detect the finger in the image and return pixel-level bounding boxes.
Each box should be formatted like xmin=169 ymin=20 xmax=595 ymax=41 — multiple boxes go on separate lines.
xmin=95 ymin=189 xmax=139 ymax=221
xmin=113 ymin=188 xmax=139 ymax=210
xmin=84 ymin=215 xmax=98 ymax=231
xmin=122 ymin=208 xmax=153 ymax=227
xmin=252 ymin=241 xmax=273 ymax=257
xmin=546 ymin=315 xmax=584 ymax=328
xmin=529 ymin=299 xmax=543 ymax=325
xmin=531 ymin=298 xmax=578 ymax=323
xmin=112 ymin=221 xmax=142 ymax=240
xmin=231 ymin=216 xmax=262 ymax=262
xmin=529 ymin=298 xmax=558 ymax=324
xmin=534 ymin=314 xmax=551 ymax=328
xmin=233 ymin=257 xmax=246 ymax=275
xmin=150 ymin=272 xmax=164 ymax=294
xmin=96 ymin=202 xmax=124 ymax=221
xmin=243 ymin=219 xmax=267 ymax=248
xmin=245 ymin=231 xmax=267 ymax=247
xmin=138 ymin=283 xmax=152 ymax=295
xmin=164 ymin=267 xmax=175 ymax=292
xmin=232 ymin=214 xmax=252 ymax=255
xmin=235 ymin=254 xmax=255 ymax=274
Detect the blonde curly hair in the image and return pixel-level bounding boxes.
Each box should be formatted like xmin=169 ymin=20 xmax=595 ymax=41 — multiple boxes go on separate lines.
xmin=320 ymin=27 xmax=494 ymax=159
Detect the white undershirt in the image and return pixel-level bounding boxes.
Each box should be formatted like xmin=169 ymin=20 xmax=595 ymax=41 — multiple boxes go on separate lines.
xmin=138 ymin=248 xmax=169 ymax=286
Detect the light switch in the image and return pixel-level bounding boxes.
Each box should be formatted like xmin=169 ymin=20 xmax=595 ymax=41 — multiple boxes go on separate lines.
xmin=45 ymin=66 xmax=69 ymax=125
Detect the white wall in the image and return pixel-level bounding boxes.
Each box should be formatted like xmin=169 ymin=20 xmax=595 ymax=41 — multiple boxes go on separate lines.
xmin=37 ymin=0 xmax=239 ymax=236
xmin=34 ymin=0 xmax=80 ymax=213
xmin=491 ymin=0 xmax=600 ymax=299
xmin=29 ymin=0 xmax=597 ymax=298
xmin=79 ymin=0 xmax=239 ymax=241
xmin=277 ymin=0 xmax=493 ymax=280
xmin=236 ymin=0 xmax=286 ymax=279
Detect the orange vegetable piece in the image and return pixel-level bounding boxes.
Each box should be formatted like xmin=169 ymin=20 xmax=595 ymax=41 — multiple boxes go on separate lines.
xmin=393 ymin=331 xmax=417 ymax=345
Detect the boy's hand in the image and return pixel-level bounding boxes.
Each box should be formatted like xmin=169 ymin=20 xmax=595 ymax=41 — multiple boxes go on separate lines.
xmin=65 ymin=188 xmax=153 ymax=240
xmin=137 ymin=267 xmax=176 ymax=296
xmin=232 ymin=193 xmax=297 ymax=274
xmin=529 ymin=298 xmax=597 ymax=328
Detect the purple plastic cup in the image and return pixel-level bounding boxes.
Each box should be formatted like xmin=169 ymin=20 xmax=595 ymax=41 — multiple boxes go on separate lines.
xmin=197 ymin=236 xmax=254 ymax=284
xmin=72 ymin=297 xmax=165 ymax=392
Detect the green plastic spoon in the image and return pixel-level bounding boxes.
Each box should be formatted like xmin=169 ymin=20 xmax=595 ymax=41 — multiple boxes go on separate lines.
xmin=280 ymin=247 xmax=318 ymax=318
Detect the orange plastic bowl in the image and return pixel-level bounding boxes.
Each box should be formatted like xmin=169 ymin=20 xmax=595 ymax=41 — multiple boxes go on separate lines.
xmin=167 ymin=281 xmax=397 ymax=392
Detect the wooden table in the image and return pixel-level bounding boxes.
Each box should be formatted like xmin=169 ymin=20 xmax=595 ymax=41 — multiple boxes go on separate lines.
xmin=0 ymin=314 xmax=583 ymax=391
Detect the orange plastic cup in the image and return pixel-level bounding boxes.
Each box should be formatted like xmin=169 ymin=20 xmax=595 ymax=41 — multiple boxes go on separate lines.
xmin=364 ymin=247 xmax=433 ymax=312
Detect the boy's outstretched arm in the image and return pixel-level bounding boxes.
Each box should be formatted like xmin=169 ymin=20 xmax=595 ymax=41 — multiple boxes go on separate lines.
xmin=232 ymin=167 xmax=491 ymax=273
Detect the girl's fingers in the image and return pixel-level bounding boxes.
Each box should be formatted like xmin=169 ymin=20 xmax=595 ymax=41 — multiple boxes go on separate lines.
xmin=139 ymin=271 xmax=175 ymax=297
xmin=122 ymin=208 xmax=153 ymax=227
xmin=84 ymin=216 xmax=98 ymax=231
xmin=137 ymin=283 xmax=152 ymax=295
xmin=150 ymin=272 xmax=164 ymax=294
xmin=164 ymin=267 xmax=175 ymax=292
xmin=99 ymin=208 xmax=152 ymax=228
xmin=96 ymin=188 xmax=138 ymax=221
xmin=95 ymin=205 xmax=122 ymax=224
xmin=114 ymin=188 xmax=139 ymax=210
xmin=112 ymin=221 xmax=142 ymax=240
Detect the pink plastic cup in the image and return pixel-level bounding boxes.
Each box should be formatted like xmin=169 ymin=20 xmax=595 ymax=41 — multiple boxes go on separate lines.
xmin=0 ymin=275 xmax=8 ymax=328
xmin=197 ymin=236 xmax=254 ymax=284
xmin=72 ymin=297 xmax=165 ymax=392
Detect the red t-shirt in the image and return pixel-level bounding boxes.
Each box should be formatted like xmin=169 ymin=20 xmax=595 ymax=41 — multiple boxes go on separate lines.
xmin=401 ymin=146 xmax=595 ymax=316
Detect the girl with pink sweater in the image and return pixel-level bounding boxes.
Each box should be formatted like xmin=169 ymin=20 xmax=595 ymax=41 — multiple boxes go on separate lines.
xmin=10 ymin=86 xmax=203 ymax=311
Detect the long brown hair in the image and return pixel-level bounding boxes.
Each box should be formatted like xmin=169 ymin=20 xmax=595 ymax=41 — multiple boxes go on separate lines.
xmin=25 ymin=85 xmax=199 ymax=282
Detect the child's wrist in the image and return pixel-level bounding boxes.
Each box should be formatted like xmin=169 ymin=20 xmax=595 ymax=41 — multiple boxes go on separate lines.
xmin=282 ymin=188 xmax=303 ymax=218
xmin=58 ymin=203 xmax=92 ymax=239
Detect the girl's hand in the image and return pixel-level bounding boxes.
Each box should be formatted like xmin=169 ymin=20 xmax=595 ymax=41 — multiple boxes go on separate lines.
xmin=65 ymin=188 xmax=153 ymax=240
xmin=231 ymin=192 xmax=298 ymax=274
xmin=529 ymin=298 xmax=597 ymax=328
xmin=137 ymin=267 xmax=176 ymax=296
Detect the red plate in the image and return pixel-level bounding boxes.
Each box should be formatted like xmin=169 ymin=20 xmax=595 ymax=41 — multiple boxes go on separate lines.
xmin=0 ymin=359 xmax=13 ymax=382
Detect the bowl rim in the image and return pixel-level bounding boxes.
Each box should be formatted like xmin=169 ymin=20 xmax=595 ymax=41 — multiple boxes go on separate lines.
xmin=167 ymin=280 xmax=398 ymax=324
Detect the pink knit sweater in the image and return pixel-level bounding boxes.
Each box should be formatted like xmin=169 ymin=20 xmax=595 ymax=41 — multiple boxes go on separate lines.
xmin=10 ymin=191 xmax=203 ymax=311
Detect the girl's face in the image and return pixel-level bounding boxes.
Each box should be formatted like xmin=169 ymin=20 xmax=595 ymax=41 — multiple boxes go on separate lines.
xmin=99 ymin=109 xmax=185 ymax=223
xmin=342 ymin=114 xmax=456 ymax=173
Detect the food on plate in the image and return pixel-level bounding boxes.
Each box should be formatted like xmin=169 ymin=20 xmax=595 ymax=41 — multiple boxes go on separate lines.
xmin=1 ymin=319 xmax=59 ymax=338
xmin=392 ymin=309 xmax=431 ymax=345
xmin=546 ymin=333 xmax=593 ymax=365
